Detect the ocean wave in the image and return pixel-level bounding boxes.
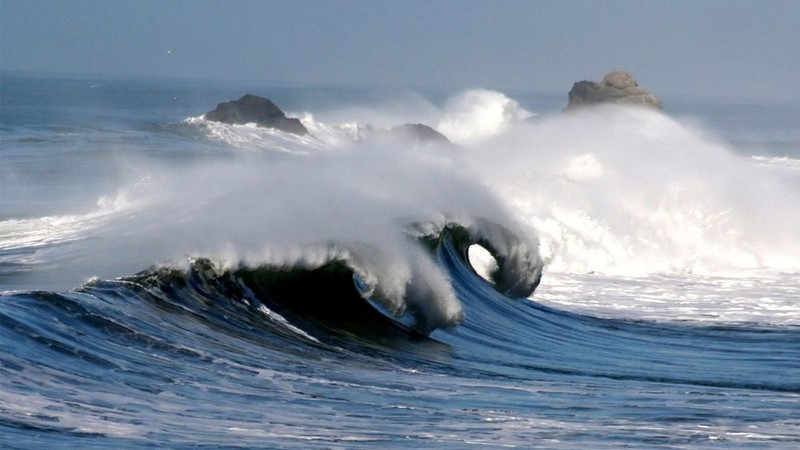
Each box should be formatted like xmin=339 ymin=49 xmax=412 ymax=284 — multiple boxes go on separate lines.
xmin=117 ymin=216 xmax=541 ymax=335
xmin=4 ymin=87 xmax=799 ymax=316
xmin=2 ymin=119 xmax=544 ymax=332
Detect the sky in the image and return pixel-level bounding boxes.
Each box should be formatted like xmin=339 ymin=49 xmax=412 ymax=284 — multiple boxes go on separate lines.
xmin=2 ymin=0 xmax=799 ymax=99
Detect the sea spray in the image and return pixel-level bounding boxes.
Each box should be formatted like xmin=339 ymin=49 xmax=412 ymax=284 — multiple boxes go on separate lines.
xmin=3 ymin=86 xmax=798 ymax=293
xmin=437 ymin=89 xmax=534 ymax=144
xmin=461 ymin=103 xmax=800 ymax=275
xmin=1 ymin=133 xmax=541 ymax=330
xmin=298 ymin=89 xmax=799 ymax=277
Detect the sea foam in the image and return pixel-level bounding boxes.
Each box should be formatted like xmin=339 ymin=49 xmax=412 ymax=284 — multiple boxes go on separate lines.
xmin=460 ymin=103 xmax=800 ymax=276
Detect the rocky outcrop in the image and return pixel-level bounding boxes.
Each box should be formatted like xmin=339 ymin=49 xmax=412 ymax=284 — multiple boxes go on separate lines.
xmin=566 ymin=71 xmax=662 ymax=110
xmin=204 ymin=94 xmax=308 ymax=135
xmin=203 ymin=96 xmax=451 ymax=145
xmin=386 ymin=123 xmax=452 ymax=146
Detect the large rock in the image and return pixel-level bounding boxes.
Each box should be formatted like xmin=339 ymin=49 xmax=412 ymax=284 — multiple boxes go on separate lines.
xmin=386 ymin=123 xmax=452 ymax=146
xmin=204 ymin=94 xmax=308 ymax=135
xmin=566 ymin=71 xmax=662 ymax=110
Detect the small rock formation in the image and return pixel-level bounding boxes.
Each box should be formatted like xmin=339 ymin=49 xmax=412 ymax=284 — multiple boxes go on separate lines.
xmin=566 ymin=71 xmax=662 ymax=110
xmin=204 ymin=94 xmax=308 ymax=135
xmin=386 ymin=123 xmax=452 ymax=146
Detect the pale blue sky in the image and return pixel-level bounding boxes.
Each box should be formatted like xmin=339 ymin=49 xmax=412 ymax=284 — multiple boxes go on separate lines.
xmin=2 ymin=0 xmax=799 ymax=99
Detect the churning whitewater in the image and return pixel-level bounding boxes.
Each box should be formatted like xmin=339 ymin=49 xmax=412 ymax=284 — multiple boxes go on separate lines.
xmin=1 ymin=76 xmax=799 ymax=449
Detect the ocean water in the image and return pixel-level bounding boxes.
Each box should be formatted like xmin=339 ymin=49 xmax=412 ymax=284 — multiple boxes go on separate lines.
xmin=1 ymin=74 xmax=799 ymax=449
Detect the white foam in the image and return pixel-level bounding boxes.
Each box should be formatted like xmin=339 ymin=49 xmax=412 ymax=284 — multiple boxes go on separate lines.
xmin=0 ymin=187 xmax=140 ymax=264
xmin=468 ymin=244 xmax=498 ymax=282
xmin=437 ymin=89 xmax=534 ymax=144
xmin=185 ymin=116 xmax=326 ymax=153
xmin=255 ymin=304 xmax=321 ymax=343
xmin=462 ymin=105 xmax=800 ymax=276
xmin=536 ymin=270 xmax=800 ymax=326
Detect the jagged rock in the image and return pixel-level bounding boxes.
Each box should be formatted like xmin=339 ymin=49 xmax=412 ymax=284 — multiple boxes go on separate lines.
xmin=204 ymin=94 xmax=308 ymax=135
xmin=387 ymin=123 xmax=452 ymax=146
xmin=566 ymin=71 xmax=662 ymax=110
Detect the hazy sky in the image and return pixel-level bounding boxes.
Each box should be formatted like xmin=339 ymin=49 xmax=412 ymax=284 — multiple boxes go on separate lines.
xmin=2 ymin=0 xmax=799 ymax=99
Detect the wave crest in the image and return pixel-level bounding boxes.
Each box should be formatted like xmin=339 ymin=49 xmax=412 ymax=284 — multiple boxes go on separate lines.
xmin=124 ymin=215 xmax=542 ymax=335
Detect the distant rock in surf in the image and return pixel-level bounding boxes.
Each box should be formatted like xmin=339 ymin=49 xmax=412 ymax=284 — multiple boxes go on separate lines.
xmin=385 ymin=123 xmax=452 ymax=147
xmin=566 ymin=71 xmax=662 ymax=110
xmin=204 ymin=94 xmax=309 ymax=135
